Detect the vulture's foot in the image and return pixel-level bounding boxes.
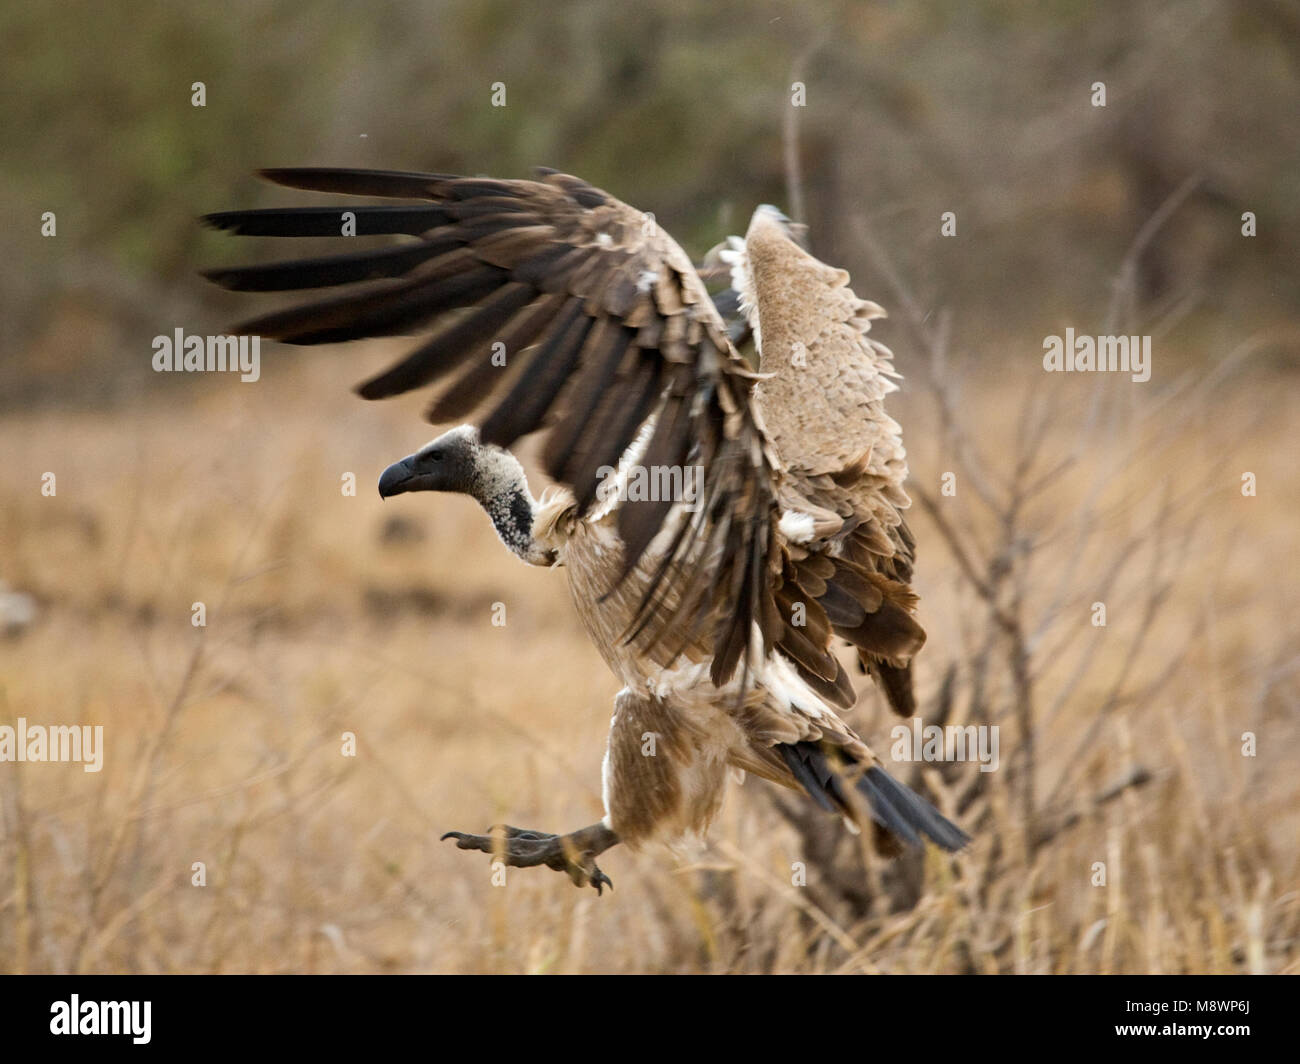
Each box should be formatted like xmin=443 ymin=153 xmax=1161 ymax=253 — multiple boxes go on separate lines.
xmin=441 ymin=821 xmax=620 ymax=894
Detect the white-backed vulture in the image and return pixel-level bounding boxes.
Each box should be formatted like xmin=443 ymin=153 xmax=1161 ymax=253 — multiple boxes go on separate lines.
xmin=205 ymin=167 xmax=968 ymax=892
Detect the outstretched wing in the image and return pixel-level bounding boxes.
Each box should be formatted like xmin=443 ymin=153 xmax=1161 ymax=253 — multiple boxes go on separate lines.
xmin=204 ymin=168 xmax=853 ymax=693
xmin=728 ymin=210 xmax=926 ymax=715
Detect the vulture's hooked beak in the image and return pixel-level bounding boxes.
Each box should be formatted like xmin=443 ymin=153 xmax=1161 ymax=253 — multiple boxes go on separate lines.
xmin=377 ymin=454 xmax=424 ymax=498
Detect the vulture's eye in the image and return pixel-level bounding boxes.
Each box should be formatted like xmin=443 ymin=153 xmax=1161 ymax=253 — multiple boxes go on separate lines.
xmin=427 ymin=451 xmax=443 ymax=462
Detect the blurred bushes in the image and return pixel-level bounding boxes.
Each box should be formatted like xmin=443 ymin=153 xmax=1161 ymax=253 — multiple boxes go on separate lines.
xmin=2 ymin=0 xmax=1297 ymax=405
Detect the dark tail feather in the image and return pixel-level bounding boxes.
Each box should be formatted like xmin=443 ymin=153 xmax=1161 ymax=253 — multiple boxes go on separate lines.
xmin=857 ymin=767 xmax=923 ymax=848
xmin=777 ymin=741 xmax=969 ymax=853
xmin=778 ymin=742 xmax=847 ymax=814
xmin=860 ymin=765 xmax=969 ymax=852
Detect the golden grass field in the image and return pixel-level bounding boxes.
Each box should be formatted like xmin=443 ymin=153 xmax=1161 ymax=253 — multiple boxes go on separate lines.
xmin=1 ymin=329 xmax=1297 ymax=974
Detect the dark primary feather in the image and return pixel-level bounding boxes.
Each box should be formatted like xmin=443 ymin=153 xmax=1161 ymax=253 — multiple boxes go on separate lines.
xmin=423 ymin=294 xmax=568 ymax=422
xmin=477 ymin=300 xmax=592 ymax=445
xmin=259 ymin=167 xmax=459 ymax=197
xmin=202 ymin=237 xmax=460 ymax=292
xmin=541 ymin=334 xmax=643 ymax=482
xmin=231 ymin=260 xmax=506 ymax=345
xmin=202 ymin=204 xmax=453 ymax=237
xmin=357 ymin=282 xmax=537 ymax=398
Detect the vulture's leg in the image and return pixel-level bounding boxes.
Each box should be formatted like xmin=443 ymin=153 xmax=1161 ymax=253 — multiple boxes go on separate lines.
xmin=441 ymin=822 xmax=620 ymax=894
xmin=441 ymin=690 xmax=696 ymax=894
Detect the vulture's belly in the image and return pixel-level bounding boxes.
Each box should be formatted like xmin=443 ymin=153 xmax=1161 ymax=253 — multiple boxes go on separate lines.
xmin=559 ymin=515 xmax=852 ymax=754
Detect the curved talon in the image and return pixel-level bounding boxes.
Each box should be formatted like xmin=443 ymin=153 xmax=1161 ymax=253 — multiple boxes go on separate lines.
xmin=440 ymin=830 xmax=483 ymax=850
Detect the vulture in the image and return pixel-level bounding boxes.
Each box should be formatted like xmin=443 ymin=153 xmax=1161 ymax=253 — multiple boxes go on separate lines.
xmin=204 ymin=167 xmax=968 ymax=892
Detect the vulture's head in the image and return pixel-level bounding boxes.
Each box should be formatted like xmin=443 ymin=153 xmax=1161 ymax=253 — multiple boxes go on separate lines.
xmin=377 ymin=424 xmax=548 ymax=565
xmin=378 ymin=424 xmax=489 ymax=499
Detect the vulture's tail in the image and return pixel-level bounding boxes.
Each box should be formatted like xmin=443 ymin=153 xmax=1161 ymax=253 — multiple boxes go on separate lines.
xmin=777 ymin=740 xmax=969 ymax=853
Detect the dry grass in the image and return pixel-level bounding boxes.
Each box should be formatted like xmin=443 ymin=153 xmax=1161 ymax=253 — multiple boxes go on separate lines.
xmin=1 ymin=335 xmax=1296 ymax=974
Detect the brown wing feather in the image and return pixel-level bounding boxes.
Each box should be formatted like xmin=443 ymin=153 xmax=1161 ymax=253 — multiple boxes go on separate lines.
xmin=739 ymin=211 xmax=926 ymax=715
